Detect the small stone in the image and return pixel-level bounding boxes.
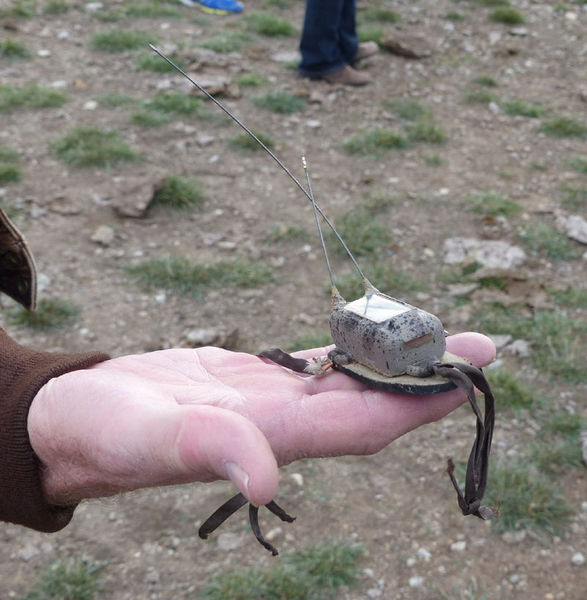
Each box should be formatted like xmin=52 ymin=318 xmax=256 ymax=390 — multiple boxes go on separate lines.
xmin=447 ymin=283 xmax=478 ymax=297
xmin=305 ymin=119 xmax=321 ymax=129
xmin=57 ymin=30 xmax=69 ymax=40
xmin=363 ymin=568 xmax=374 ymax=578
xmin=450 ymin=541 xmax=467 ymax=552
xmin=91 ymin=225 xmax=115 ymax=246
xmin=443 ymin=238 xmax=526 ymax=269
xmin=50 ymin=80 xmax=68 ymax=89
xmin=557 ymin=214 xmax=587 ymax=245
xmin=19 ymin=544 xmax=40 ymax=561
xmin=197 ymin=135 xmax=215 ymax=147
xmin=406 ymin=557 xmax=417 ymax=567
xmin=408 ymin=575 xmax=424 ymax=588
xmin=145 ymin=567 xmax=160 ymax=584
xmin=83 ymin=100 xmax=98 ymax=110
xmin=84 ymin=2 xmax=103 ymax=13
xmin=290 ymin=473 xmax=304 ymax=486
xmin=505 ymin=339 xmax=531 ymax=358
xmin=271 ymin=50 xmax=300 ymax=63
xmin=490 ymin=334 xmax=512 ymax=349
xmin=367 ymin=588 xmax=382 ymax=598
xmin=37 ymin=273 xmax=51 ymax=293
xmin=509 ymin=27 xmax=528 ymax=36
xmin=502 ymin=530 xmax=527 ymax=544
xmin=381 ymin=33 xmax=432 ymax=59
xmin=265 ymin=527 xmax=282 ymax=542
xmin=571 ymin=552 xmax=585 ymax=566
xmin=417 ymin=548 xmax=431 ymax=562
xmin=37 ymin=49 xmax=51 ymax=58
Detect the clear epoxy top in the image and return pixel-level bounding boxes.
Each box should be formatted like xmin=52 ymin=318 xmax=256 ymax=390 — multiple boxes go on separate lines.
xmin=343 ymin=294 xmax=411 ymax=323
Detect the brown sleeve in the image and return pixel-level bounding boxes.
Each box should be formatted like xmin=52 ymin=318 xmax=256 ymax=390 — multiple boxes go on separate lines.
xmin=0 ymin=327 xmax=109 ymax=532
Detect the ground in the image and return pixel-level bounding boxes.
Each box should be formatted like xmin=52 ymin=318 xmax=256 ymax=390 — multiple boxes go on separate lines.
xmin=0 ymin=0 xmax=586 ymax=598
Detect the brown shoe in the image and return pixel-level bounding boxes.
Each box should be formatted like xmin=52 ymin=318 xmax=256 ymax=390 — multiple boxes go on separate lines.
xmin=322 ymin=65 xmax=371 ymax=86
xmin=351 ymin=41 xmax=379 ymax=64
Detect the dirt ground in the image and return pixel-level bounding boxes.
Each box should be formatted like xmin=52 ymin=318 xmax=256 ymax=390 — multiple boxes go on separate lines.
xmin=0 ymin=0 xmax=586 ymax=598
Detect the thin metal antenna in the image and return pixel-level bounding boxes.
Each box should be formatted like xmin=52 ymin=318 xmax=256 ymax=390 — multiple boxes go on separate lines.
xmin=148 ymin=43 xmax=368 ymax=284
xmin=302 ymin=155 xmax=336 ymax=291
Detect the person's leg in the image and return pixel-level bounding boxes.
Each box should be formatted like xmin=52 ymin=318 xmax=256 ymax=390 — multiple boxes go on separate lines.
xmin=298 ymin=0 xmax=347 ymax=77
xmin=338 ymin=0 xmax=359 ymax=64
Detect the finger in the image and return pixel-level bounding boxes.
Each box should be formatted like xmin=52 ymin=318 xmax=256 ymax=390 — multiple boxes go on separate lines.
xmin=172 ymin=405 xmax=279 ymax=506
xmin=445 ymin=332 xmax=496 ymax=367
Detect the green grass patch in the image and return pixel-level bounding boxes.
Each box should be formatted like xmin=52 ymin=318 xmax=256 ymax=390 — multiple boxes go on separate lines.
xmin=405 ymin=119 xmax=447 ymax=145
xmin=151 ymin=176 xmax=203 ymax=211
xmin=0 ymin=84 xmax=67 ymax=111
xmin=424 ymin=154 xmax=444 ymax=167
xmin=468 ymin=190 xmax=521 ymax=217
xmin=565 ymin=155 xmax=587 ymax=175
xmin=540 ymin=115 xmax=587 ymax=139
xmin=123 ymin=2 xmax=182 ymax=18
xmin=476 ymin=0 xmax=512 ymax=6
xmin=91 ymin=29 xmax=153 ymax=52
xmin=264 ymin=223 xmax=309 ymax=244
xmin=9 ymin=298 xmax=79 ymax=331
xmin=548 ymin=286 xmax=587 ymax=309
xmin=145 ymin=90 xmax=206 ymax=116
xmin=335 ymin=263 xmax=422 ymax=300
xmin=22 ymin=557 xmax=104 ymax=600
xmin=94 ymin=92 xmax=139 ymax=108
xmin=471 ymin=75 xmax=498 ymax=87
xmin=560 ymin=182 xmax=587 ymax=210
xmin=52 ymin=126 xmax=142 ymax=168
xmin=229 ymin=130 xmax=275 ymax=152
xmin=201 ymin=541 xmax=363 ymax=600
xmin=463 ymin=89 xmax=498 ymax=104
xmin=253 ymin=91 xmax=306 ymax=114
xmin=42 ymin=1 xmax=70 ymax=15
xmin=135 ymin=51 xmax=186 ymax=72
xmin=358 ymin=6 xmax=400 ymax=23
xmin=131 ymin=110 xmax=172 ymax=128
xmin=343 ymin=128 xmax=409 ymax=157
xmin=385 ymin=97 xmax=430 ymax=122
xmin=0 ymin=163 xmax=21 ymax=184
xmin=518 ymin=222 xmax=579 ymax=261
xmin=199 ymin=30 xmax=251 ymax=53
xmin=358 ymin=25 xmax=383 ymax=44
xmin=486 ymin=369 xmax=535 ymax=411
xmin=287 ymin=331 xmax=333 ymax=352
xmin=329 ymin=206 xmax=389 ymax=259
xmin=234 ymin=72 xmax=268 ymax=87
xmin=245 ymin=11 xmax=295 ymax=36
xmin=125 ymin=256 xmax=274 ymax=298
xmin=0 ymin=0 xmax=36 ymax=18
xmin=490 ymin=7 xmax=525 ymax=24
xmin=478 ymin=303 xmax=586 ymax=383
xmin=444 ymin=11 xmax=467 ymax=21
xmin=486 ymin=461 xmax=573 ymax=535
xmin=0 ymin=38 xmax=31 ymax=59
xmin=503 ymin=99 xmax=547 ymax=118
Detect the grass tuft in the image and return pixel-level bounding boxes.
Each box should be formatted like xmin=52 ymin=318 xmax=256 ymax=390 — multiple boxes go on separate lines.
xmin=264 ymin=223 xmax=309 ymax=244
xmin=131 ymin=110 xmax=172 ymax=128
xmin=0 ymin=146 xmax=21 ymax=184
xmin=0 ymin=38 xmax=31 ymax=59
xmin=135 ymin=51 xmax=186 ymax=72
xmin=486 ymin=461 xmax=573 ymax=535
xmin=245 ymin=11 xmax=295 ymax=36
xmin=9 ymin=298 xmax=79 ymax=331
xmin=229 ymin=131 xmax=275 ymax=152
xmin=22 ymin=557 xmax=105 ymax=600
xmin=471 ymin=75 xmax=498 ymax=88
xmin=234 ymin=72 xmax=268 ymax=87
xmin=123 ymin=2 xmax=182 ymax=18
xmin=559 ymin=182 xmax=587 ymax=210
xmin=43 ymin=1 xmax=70 ymax=15
xmin=490 ymin=7 xmax=525 ymax=24
xmin=486 ymin=369 xmax=535 ymax=411
xmin=565 ymin=155 xmax=587 ymax=175
xmin=253 ymin=91 xmax=306 ymax=114
xmin=464 ymin=89 xmax=498 ymax=104
xmin=151 ymin=176 xmax=203 ymax=211
xmin=199 ymin=30 xmax=251 ymax=53
xmin=52 ymin=126 xmax=142 ymax=168
xmin=358 ymin=25 xmax=383 ymax=44
xmin=549 ymin=286 xmax=587 ymax=309
xmin=145 ymin=90 xmax=205 ymax=116
xmin=540 ymin=115 xmax=587 ymax=139
xmin=336 ymin=263 xmax=422 ymax=300
xmin=468 ymin=190 xmax=521 ymax=217
xmin=125 ymin=256 xmax=274 ymax=298
xmin=518 ymin=222 xmax=579 ymax=261
xmin=0 ymin=84 xmax=67 ymax=112
xmin=405 ymin=119 xmax=447 ymax=144
xmin=343 ymin=128 xmax=409 ymax=157
xmin=91 ymin=29 xmax=153 ymax=52
xmin=201 ymin=541 xmax=363 ymax=600
xmin=385 ymin=97 xmax=430 ymax=122
xmin=503 ymin=99 xmax=547 ymax=118
xmin=94 ymin=92 xmax=139 ymax=108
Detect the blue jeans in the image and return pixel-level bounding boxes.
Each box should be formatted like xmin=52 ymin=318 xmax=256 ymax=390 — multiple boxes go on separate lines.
xmin=298 ymin=0 xmax=359 ymax=77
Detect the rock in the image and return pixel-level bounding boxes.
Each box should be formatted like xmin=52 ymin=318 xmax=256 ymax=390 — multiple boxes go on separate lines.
xmin=197 ymin=135 xmax=215 ymax=147
xmin=183 ymin=327 xmax=239 ymax=350
xmin=408 ymin=575 xmax=424 ymax=588
xmin=265 ymin=527 xmax=282 ymax=541
xmin=145 ymin=568 xmax=160 ymax=584
xmin=582 ymin=430 xmax=587 ymax=466
xmin=556 ymin=214 xmax=587 ymax=245
xmin=217 ymin=532 xmax=246 ymax=551
xmin=571 ymin=552 xmax=585 ymax=566
xmin=447 ymin=283 xmax=478 ymax=297
xmin=380 ymin=33 xmax=432 ymax=59
xmin=509 ymin=27 xmax=529 ymax=36
xmin=490 ymin=334 xmax=512 ymax=350
xmin=90 ymin=225 xmax=115 ymax=246
xmin=305 ymin=119 xmax=321 ymax=129
xmin=49 ymin=195 xmax=82 ymax=215
xmin=450 ymin=541 xmax=467 ymax=552
xmin=502 ymin=530 xmax=526 ymax=544
xmin=18 ymin=543 xmax=40 ymax=561
xmin=84 ymin=2 xmax=103 ymax=12
xmin=443 ymin=238 xmax=526 ymax=269
xmin=290 ymin=473 xmax=304 ymax=486
xmin=112 ymin=175 xmax=161 ymax=218
xmin=505 ymin=339 xmax=531 ymax=358
xmin=37 ymin=49 xmax=51 ymax=58
xmin=189 ymin=75 xmax=241 ymax=99
xmin=417 ymin=548 xmax=431 ymax=562
xmin=83 ymin=100 xmax=98 ymax=110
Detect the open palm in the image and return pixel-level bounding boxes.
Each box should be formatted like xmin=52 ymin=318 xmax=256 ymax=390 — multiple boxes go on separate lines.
xmin=28 ymin=332 xmax=495 ymax=507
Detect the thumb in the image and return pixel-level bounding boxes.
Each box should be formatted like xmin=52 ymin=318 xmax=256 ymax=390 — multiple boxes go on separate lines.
xmin=173 ymin=405 xmax=279 ymax=506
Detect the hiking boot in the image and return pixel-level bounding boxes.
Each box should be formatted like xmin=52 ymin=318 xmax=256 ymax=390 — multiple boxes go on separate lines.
xmin=322 ymin=65 xmax=371 ymax=86
xmin=351 ymin=41 xmax=379 ymax=64
xmin=179 ymin=0 xmax=243 ymax=14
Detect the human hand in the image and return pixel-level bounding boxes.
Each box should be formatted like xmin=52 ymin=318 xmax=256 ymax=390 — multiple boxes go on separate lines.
xmin=28 ymin=332 xmax=495 ymax=508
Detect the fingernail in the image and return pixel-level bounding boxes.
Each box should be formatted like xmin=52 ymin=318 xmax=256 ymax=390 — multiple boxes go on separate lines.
xmin=224 ymin=461 xmax=250 ymax=498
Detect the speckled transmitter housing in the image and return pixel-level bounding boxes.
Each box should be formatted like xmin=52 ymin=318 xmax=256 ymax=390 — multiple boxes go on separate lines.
xmin=329 ymin=292 xmax=446 ymax=377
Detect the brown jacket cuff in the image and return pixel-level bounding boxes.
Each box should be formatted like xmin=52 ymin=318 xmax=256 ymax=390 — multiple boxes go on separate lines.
xmin=0 ymin=328 xmax=109 ymax=532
